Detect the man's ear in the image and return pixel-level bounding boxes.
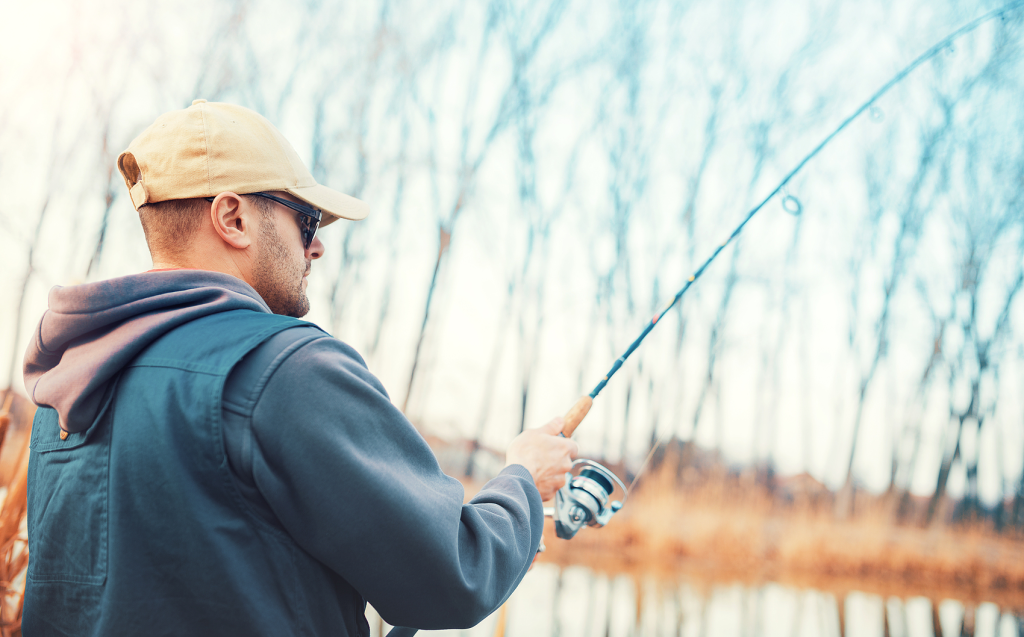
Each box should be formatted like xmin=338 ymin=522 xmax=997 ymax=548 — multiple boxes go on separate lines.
xmin=209 ymin=192 xmax=253 ymax=250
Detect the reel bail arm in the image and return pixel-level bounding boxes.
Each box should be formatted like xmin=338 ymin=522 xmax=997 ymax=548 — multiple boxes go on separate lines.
xmin=543 ymin=459 xmax=627 ymax=540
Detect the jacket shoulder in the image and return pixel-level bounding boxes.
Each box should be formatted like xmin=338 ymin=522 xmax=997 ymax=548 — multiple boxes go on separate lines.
xmin=130 ymin=310 xmax=327 ymax=373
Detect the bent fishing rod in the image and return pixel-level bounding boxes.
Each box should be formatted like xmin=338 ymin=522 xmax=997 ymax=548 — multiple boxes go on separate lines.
xmin=544 ymin=1 xmax=1024 ymax=541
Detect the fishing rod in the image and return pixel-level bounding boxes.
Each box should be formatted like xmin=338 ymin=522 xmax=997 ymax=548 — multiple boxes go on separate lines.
xmin=544 ymin=0 xmax=1024 ymax=541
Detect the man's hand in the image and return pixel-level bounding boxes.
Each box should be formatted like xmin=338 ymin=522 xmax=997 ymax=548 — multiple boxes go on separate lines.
xmin=505 ymin=417 xmax=579 ymax=501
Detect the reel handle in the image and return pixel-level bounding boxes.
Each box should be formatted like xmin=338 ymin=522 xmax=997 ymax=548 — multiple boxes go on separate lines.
xmin=560 ymin=396 xmax=592 ymax=437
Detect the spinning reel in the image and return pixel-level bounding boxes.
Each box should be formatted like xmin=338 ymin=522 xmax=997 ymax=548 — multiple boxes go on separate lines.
xmin=544 ymin=459 xmax=627 ymax=540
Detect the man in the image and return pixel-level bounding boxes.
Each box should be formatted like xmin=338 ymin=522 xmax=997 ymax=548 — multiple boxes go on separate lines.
xmin=22 ymin=99 xmax=577 ymax=636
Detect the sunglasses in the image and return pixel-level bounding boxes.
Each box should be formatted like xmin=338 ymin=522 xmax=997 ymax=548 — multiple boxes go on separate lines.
xmin=205 ymin=193 xmax=322 ymax=250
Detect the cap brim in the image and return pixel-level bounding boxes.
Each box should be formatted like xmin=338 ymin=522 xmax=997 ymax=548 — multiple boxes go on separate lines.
xmin=286 ymin=183 xmax=369 ymax=226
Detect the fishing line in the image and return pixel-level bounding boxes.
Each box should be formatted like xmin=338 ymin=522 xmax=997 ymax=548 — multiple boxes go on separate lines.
xmin=569 ymin=1 xmax=1024 ymax=495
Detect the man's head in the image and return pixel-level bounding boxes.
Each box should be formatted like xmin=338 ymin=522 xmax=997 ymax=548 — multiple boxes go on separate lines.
xmin=118 ymin=99 xmax=368 ymax=316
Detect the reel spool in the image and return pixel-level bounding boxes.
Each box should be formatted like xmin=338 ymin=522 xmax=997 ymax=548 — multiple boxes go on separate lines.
xmin=544 ymin=459 xmax=627 ymax=540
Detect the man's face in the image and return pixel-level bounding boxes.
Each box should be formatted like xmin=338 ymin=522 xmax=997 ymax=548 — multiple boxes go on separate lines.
xmin=250 ymin=193 xmax=324 ymax=318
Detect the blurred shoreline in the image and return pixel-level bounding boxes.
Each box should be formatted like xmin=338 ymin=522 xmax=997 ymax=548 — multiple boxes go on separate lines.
xmin=446 ymin=439 xmax=1024 ymax=611
xmin=540 ymin=467 xmax=1024 ymax=610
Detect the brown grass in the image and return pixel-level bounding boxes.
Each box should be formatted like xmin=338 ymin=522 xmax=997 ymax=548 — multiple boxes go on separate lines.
xmin=533 ymin=459 xmax=1024 ymax=611
xmin=0 ymin=391 xmax=33 ymax=637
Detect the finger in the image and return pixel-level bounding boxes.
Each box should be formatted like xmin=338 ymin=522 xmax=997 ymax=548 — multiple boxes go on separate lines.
xmin=565 ymin=439 xmax=579 ymax=458
xmin=539 ymin=417 xmax=564 ymax=435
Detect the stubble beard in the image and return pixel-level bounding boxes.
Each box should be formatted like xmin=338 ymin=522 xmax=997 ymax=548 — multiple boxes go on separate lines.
xmin=252 ymin=219 xmax=311 ymax=318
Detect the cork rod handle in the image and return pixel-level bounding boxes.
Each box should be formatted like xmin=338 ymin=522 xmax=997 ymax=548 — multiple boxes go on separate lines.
xmin=560 ymin=396 xmax=593 ymax=438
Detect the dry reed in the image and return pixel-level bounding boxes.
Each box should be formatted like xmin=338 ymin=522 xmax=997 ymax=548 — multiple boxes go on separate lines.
xmin=533 ymin=457 xmax=1024 ymax=611
xmin=0 ymin=391 xmax=33 ymax=637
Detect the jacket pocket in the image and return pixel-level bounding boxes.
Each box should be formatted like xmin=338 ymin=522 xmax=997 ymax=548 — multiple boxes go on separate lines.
xmin=27 ymin=406 xmax=109 ymax=585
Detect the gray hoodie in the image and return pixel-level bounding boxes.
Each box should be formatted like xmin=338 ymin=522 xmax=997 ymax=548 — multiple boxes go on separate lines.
xmin=24 ymin=269 xmax=542 ymax=632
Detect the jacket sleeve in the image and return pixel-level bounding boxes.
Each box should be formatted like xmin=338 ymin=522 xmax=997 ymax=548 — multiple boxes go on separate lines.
xmin=245 ymin=335 xmax=543 ymax=629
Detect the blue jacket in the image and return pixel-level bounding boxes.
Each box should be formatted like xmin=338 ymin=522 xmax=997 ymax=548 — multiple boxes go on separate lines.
xmin=23 ymin=271 xmax=542 ymax=636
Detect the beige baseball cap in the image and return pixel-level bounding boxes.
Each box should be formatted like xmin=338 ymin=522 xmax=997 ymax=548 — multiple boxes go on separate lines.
xmin=117 ymin=99 xmax=368 ymax=227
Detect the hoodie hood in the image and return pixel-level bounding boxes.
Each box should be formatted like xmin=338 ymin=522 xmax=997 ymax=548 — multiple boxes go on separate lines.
xmin=24 ymin=270 xmax=271 ymax=434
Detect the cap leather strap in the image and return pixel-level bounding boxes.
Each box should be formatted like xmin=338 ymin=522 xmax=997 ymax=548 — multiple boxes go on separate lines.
xmin=129 ymin=182 xmax=149 ymax=209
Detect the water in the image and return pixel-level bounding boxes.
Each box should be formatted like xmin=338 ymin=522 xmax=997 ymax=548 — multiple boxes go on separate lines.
xmin=366 ymin=565 xmax=1024 ymax=637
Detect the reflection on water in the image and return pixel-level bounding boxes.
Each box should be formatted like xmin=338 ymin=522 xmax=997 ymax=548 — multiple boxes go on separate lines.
xmin=367 ymin=565 xmax=1024 ymax=637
